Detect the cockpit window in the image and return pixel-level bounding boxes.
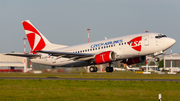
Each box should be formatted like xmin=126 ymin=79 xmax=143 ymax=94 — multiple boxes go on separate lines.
xmin=155 ymin=34 xmax=167 ymax=38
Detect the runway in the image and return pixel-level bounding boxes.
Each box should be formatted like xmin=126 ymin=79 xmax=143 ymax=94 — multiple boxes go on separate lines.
xmin=0 ymin=77 xmax=180 ymax=81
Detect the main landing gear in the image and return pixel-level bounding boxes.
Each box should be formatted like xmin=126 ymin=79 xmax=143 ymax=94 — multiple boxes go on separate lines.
xmin=89 ymin=63 xmax=114 ymax=73
xmin=106 ymin=63 xmax=113 ymax=72
xmin=89 ymin=66 xmax=98 ymax=72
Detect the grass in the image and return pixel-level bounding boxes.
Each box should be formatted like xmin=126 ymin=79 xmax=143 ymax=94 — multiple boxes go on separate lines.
xmin=0 ymin=71 xmax=180 ymax=101
xmin=0 ymin=71 xmax=179 ymax=79
xmin=0 ymin=79 xmax=179 ymax=101
xmin=0 ymin=71 xmax=179 ymax=101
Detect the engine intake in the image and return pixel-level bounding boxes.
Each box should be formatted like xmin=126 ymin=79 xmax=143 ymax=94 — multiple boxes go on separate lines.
xmin=94 ymin=51 xmax=116 ymax=64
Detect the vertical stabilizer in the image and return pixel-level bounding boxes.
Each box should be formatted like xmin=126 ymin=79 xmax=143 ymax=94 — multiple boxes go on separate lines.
xmin=22 ymin=20 xmax=68 ymax=54
xmin=22 ymin=20 xmax=52 ymax=54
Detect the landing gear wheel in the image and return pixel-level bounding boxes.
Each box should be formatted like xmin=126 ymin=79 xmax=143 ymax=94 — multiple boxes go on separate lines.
xmin=154 ymin=57 xmax=160 ymax=62
xmin=89 ymin=66 xmax=98 ymax=72
xmin=89 ymin=67 xmax=94 ymax=72
xmin=106 ymin=67 xmax=113 ymax=72
xmin=94 ymin=67 xmax=98 ymax=72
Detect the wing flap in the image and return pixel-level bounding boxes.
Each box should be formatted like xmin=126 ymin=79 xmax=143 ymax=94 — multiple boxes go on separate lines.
xmin=36 ymin=50 xmax=94 ymax=59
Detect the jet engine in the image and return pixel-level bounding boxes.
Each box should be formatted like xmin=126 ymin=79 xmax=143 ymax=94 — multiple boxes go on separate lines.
xmin=94 ymin=51 xmax=116 ymax=64
xmin=122 ymin=56 xmax=146 ymax=65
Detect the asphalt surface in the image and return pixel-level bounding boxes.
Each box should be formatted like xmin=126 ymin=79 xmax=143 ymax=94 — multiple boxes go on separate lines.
xmin=0 ymin=77 xmax=180 ymax=81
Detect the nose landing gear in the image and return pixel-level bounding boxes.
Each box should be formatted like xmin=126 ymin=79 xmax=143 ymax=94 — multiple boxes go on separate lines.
xmin=154 ymin=57 xmax=160 ymax=62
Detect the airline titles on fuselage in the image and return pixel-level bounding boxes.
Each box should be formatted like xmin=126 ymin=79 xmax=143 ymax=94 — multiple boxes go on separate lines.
xmin=90 ymin=39 xmax=123 ymax=48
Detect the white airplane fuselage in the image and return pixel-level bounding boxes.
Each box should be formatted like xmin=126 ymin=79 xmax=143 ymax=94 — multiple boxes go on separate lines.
xmin=30 ymin=33 xmax=175 ymax=67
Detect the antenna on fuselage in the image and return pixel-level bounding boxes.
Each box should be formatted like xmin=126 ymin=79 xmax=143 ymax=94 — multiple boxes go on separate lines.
xmin=145 ymin=30 xmax=149 ymax=33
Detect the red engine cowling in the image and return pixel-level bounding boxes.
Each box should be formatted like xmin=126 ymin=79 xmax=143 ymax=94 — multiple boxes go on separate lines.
xmin=94 ymin=51 xmax=116 ymax=64
xmin=126 ymin=56 xmax=146 ymax=65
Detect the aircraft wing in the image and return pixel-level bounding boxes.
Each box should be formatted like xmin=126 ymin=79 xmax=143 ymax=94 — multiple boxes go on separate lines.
xmin=36 ymin=50 xmax=94 ymax=60
xmin=5 ymin=53 xmax=41 ymax=58
xmin=37 ymin=51 xmax=137 ymax=61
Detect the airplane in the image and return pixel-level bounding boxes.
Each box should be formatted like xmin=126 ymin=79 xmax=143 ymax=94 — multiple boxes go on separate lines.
xmin=114 ymin=68 xmax=125 ymax=71
xmin=6 ymin=20 xmax=176 ymax=72
xmin=126 ymin=66 xmax=140 ymax=71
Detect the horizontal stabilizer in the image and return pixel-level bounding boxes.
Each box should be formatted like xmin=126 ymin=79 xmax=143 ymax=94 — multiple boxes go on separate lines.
xmin=5 ymin=53 xmax=41 ymax=58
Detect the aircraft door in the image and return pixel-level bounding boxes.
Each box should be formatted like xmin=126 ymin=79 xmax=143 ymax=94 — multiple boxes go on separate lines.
xmin=143 ymin=35 xmax=149 ymax=46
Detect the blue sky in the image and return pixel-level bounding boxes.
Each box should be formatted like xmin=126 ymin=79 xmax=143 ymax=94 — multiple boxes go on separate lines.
xmin=0 ymin=0 xmax=180 ymax=54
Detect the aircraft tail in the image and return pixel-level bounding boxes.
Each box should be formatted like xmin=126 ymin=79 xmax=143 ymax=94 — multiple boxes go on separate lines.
xmin=126 ymin=66 xmax=130 ymax=69
xmin=22 ymin=20 xmax=67 ymax=54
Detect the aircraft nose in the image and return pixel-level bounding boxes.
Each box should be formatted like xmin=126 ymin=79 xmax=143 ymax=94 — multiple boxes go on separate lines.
xmin=169 ymin=38 xmax=176 ymax=46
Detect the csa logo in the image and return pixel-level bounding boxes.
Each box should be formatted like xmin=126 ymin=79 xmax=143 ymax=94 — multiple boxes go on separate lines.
xmin=23 ymin=21 xmax=45 ymax=54
xmin=128 ymin=36 xmax=142 ymax=52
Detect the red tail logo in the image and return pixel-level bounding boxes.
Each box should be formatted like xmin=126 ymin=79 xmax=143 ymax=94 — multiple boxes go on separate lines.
xmin=22 ymin=21 xmax=45 ymax=54
xmin=128 ymin=36 xmax=142 ymax=52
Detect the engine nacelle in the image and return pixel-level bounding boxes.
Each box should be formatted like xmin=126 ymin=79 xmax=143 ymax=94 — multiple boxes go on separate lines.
xmin=124 ymin=56 xmax=146 ymax=65
xmin=94 ymin=51 xmax=116 ymax=64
